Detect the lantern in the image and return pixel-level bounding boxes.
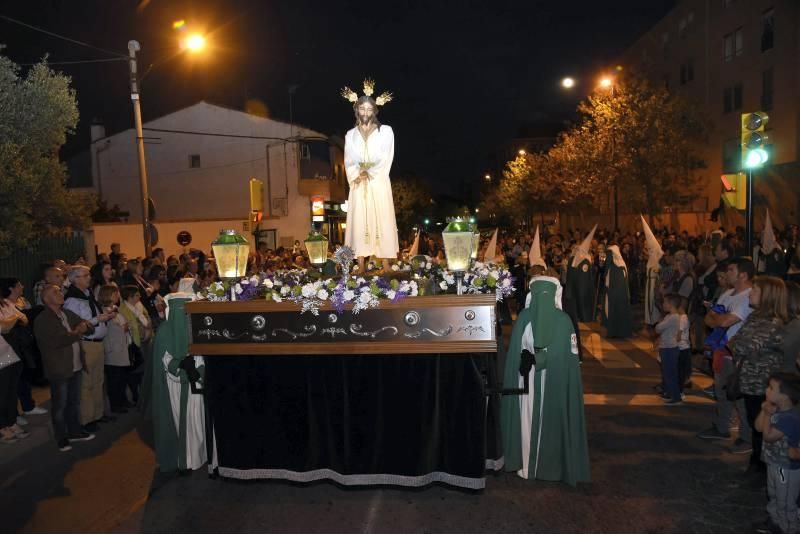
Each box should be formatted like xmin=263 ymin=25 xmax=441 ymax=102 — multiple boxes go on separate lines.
xmin=304 ymin=231 xmax=329 ymax=268
xmin=471 ymin=225 xmax=480 ymax=261
xmin=212 ymin=229 xmax=250 ymax=279
xmin=442 ymin=217 xmax=474 ymax=295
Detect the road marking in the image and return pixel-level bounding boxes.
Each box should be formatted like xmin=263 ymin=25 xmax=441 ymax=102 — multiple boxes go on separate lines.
xmin=584 ymin=393 xmax=714 ymax=406
xmin=582 ymin=332 xmax=640 ymax=368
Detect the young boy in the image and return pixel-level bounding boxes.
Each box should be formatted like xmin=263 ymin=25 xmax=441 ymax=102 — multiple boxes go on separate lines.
xmin=754 ymin=373 xmax=800 ymax=534
xmin=655 ymin=294 xmax=683 ymax=406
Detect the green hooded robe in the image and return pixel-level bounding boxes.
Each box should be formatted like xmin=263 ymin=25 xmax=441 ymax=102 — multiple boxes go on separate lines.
xmin=603 ymin=258 xmax=633 ymax=339
xmin=151 ymin=296 xmax=206 ymax=472
xmin=566 ymin=260 xmax=594 ymax=323
xmin=501 ymin=279 xmax=591 ymax=486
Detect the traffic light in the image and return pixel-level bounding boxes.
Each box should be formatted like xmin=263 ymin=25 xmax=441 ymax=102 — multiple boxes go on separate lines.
xmin=741 ymin=112 xmax=769 ymax=169
xmin=721 ymin=173 xmax=746 ymax=210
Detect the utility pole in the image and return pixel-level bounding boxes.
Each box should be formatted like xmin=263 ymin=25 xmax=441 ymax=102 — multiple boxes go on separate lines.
xmin=128 ymin=40 xmax=152 ymax=258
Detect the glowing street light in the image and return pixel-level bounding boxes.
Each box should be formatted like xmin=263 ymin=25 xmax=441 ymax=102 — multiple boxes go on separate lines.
xmin=182 ymin=33 xmax=207 ymax=53
xmin=599 ymin=77 xmax=614 ymax=89
xmin=518 ymin=149 xmax=526 ymax=156
xmin=484 ymin=174 xmax=491 ymax=181
xmin=561 ymin=77 xmax=575 ymax=89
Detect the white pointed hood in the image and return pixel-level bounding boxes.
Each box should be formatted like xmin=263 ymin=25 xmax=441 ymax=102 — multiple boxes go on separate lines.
xmin=607 ymin=244 xmax=627 ymax=270
xmin=529 ymin=226 xmax=546 ymax=268
xmin=641 ymin=215 xmax=664 ymax=271
xmin=484 ymin=228 xmax=499 ymax=262
xmin=762 ymin=209 xmax=779 ymax=253
xmin=409 ymin=230 xmax=420 ymax=257
xmin=571 ymin=224 xmax=597 ymax=268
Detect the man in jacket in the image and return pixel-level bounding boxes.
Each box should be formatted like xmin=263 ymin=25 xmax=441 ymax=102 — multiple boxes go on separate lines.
xmin=34 ymin=285 xmax=94 ymax=452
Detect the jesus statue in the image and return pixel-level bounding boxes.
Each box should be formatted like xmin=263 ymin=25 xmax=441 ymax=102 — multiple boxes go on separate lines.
xmin=341 ymin=79 xmax=399 ymax=273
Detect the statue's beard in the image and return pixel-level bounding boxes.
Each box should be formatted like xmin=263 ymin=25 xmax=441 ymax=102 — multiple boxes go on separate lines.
xmin=358 ymin=114 xmax=375 ymax=126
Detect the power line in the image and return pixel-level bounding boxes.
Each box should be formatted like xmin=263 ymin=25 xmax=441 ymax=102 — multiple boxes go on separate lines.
xmin=142 ymin=127 xmax=329 ymax=143
xmin=0 ymin=13 xmax=128 ymax=59
xmin=20 ymin=57 xmax=127 ymax=66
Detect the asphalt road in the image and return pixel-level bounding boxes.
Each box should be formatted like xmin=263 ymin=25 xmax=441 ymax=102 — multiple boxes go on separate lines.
xmin=0 ymin=322 xmax=764 ymax=534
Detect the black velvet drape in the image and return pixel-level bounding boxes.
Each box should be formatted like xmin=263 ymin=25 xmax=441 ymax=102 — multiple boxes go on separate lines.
xmin=204 ymin=354 xmax=489 ymax=488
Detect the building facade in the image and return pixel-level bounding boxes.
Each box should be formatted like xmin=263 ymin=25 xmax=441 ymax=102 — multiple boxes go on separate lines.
xmin=72 ymin=102 xmax=345 ymax=256
xmin=619 ymin=0 xmax=799 ymax=228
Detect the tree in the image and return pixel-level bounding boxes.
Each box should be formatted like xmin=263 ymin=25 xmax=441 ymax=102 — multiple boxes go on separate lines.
xmin=571 ymin=73 xmax=708 ymax=218
xmin=0 ymin=49 xmax=95 ymax=256
xmin=495 ymin=72 xmax=708 ymax=225
xmin=391 ymin=175 xmax=433 ymax=232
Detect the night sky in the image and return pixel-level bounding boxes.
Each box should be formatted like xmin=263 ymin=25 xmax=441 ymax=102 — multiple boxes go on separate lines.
xmin=2 ymin=0 xmax=676 ymax=197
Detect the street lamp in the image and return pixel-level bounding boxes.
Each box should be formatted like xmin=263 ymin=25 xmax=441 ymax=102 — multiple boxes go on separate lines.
xmin=518 ymin=149 xmax=526 ymax=156
xmin=212 ymin=229 xmax=250 ymax=300
xmin=484 ymin=174 xmax=491 ymax=181
xmin=127 ymin=34 xmax=207 ymax=257
xmin=599 ymin=77 xmax=614 ymax=89
xmin=561 ymin=77 xmax=575 ymax=89
xmin=442 ymin=217 xmax=474 ymax=295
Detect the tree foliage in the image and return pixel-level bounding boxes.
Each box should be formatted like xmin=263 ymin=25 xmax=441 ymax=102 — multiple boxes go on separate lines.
xmin=0 ymin=49 xmax=95 ymax=256
xmin=492 ymin=72 xmax=708 ymax=222
xmin=391 ymin=175 xmax=434 ymax=230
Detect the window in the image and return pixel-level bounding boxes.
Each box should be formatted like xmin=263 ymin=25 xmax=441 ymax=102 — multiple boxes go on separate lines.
xmin=300 ymin=143 xmax=312 ymax=160
xmin=722 ymin=138 xmax=741 ymax=174
xmin=189 ymin=154 xmax=201 ymax=168
xmin=762 ymin=8 xmax=775 ymax=51
xmin=723 ymin=83 xmax=743 ymax=113
xmin=723 ymin=28 xmax=743 ymax=62
xmin=733 ymin=83 xmax=743 ymax=110
xmin=680 ymin=58 xmax=695 ymax=85
xmin=762 ymin=68 xmax=774 ymax=111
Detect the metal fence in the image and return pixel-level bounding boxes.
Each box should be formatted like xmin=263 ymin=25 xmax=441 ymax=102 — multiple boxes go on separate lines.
xmin=0 ymin=233 xmax=86 ymax=302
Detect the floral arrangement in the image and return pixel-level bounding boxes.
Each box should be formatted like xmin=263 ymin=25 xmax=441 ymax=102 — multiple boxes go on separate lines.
xmin=200 ymin=261 xmax=514 ymax=313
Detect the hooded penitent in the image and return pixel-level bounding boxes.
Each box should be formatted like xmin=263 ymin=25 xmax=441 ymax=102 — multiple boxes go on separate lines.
xmin=485 ymin=228 xmax=499 ymax=263
xmin=501 ymin=277 xmax=590 ymax=486
xmin=564 ymin=225 xmax=596 ymax=323
xmin=408 ymin=230 xmax=420 ymax=257
xmin=603 ymin=244 xmax=633 ymax=338
xmin=757 ymin=209 xmax=786 ymax=276
xmin=529 ymin=226 xmax=546 ymax=269
xmin=641 ymin=216 xmax=663 ymax=325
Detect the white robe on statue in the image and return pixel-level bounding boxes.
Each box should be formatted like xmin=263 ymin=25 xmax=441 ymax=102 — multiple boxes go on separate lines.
xmin=344 ymin=125 xmax=399 ymax=259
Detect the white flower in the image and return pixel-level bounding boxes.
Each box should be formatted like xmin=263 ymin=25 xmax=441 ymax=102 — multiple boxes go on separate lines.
xmin=280 ymin=285 xmax=290 ymax=296
xmin=490 ymin=270 xmax=500 ymax=280
xmin=391 ymin=264 xmax=400 ymax=271
xmin=426 ymin=262 xmax=432 ymax=269
xmin=439 ymin=281 xmax=448 ymax=290
xmin=250 ymin=275 xmax=260 ymax=286
xmin=444 ymin=274 xmax=455 ymax=285
xmin=360 ymin=286 xmax=371 ymax=293
xmin=359 ymin=292 xmax=373 ymax=304
xmin=272 ymin=294 xmax=282 ymax=303
xmin=262 ymin=278 xmax=274 ymax=288
xmin=317 ymin=289 xmax=329 ymax=300
xmin=234 ymin=283 xmax=243 ymax=295
xmin=301 ymin=284 xmax=315 ymax=298
xmin=387 ymin=290 xmax=396 ymax=300
xmin=502 ymin=278 xmax=511 ymax=288
xmin=343 ymin=289 xmax=355 ymax=301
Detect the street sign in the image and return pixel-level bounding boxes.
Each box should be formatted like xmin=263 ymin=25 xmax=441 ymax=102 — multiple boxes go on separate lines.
xmin=177 ymin=230 xmax=192 ymax=246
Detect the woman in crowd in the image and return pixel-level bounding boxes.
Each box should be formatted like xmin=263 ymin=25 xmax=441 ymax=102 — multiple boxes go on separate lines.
xmin=728 ymin=275 xmax=788 ymax=473
xmin=0 ymin=278 xmax=33 ymax=442
xmin=119 ymin=285 xmax=152 ymax=407
xmin=90 ymin=261 xmax=117 ymax=300
xmin=98 ymin=285 xmax=132 ymax=413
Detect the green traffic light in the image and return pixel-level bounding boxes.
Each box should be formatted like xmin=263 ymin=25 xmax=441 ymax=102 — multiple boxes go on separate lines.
xmin=744 ymin=148 xmax=769 ymax=168
xmin=424 ymin=218 xmax=430 ymax=225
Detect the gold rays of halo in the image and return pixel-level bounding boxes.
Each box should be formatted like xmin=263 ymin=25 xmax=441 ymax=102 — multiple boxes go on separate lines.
xmin=340 ymin=79 xmax=394 ymax=106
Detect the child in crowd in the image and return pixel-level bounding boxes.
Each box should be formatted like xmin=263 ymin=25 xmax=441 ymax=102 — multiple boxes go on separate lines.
xmin=677 ymin=297 xmax=692 ymax=393
xmin=655 ymin=294 xmax=683 ymax=406
xmin=98 ymin=286 xmax=131 ymax=413
xmin=755 ymin=373 xmax=800 ymax=534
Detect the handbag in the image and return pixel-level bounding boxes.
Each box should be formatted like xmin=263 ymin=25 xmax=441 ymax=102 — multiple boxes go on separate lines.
xmin=724 ymin=355 xmax=745 ymax=401
xmin=0 ymin=337 xmax=21 ymax=370
xmin=128 ymin=343 xmax=144 ymax=369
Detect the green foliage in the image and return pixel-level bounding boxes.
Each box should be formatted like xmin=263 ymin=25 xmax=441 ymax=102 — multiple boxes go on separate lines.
xmin=391 ymin=175 xmax=432 ymax=229
xmin=0 ymin=49 xmax=95 ymax=257
xmin=490 ymin=72 xmax=708 ymax=219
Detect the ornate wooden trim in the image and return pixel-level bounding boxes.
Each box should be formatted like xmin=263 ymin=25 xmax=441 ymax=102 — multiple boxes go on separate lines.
xmin=190 ymin=341 xmax=497 ymax=355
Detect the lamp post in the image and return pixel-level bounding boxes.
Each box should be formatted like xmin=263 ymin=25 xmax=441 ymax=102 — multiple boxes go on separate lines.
xmin=304 ymin=230 xmax=329 ymax=272
xmin=127 ymin=40 xmax=152 ymax=258
xmin=127 ymin=33 xmax=206 ymax=258
xmin=598 ymin=76 xmax=618 ymax=231
xmin=442 ymin=217 xmax=474 ymax=295
xmin=212 ymin=229 xmax=250 ymax=300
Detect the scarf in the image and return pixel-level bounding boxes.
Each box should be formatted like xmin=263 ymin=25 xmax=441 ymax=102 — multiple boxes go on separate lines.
xmin=64 ymin=285 xmax=98 ymax=317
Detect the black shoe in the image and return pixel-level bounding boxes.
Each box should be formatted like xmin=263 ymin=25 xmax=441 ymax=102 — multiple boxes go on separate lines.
xmin=57 ymin=439 xmax=72 ymax=452
xmin=68 ymin=431 xmax=95 ymax=442
xmin=98 ymin=415 xmax=117 ymax=423
xmin=83 ymin=422 xmax=99 ymax=433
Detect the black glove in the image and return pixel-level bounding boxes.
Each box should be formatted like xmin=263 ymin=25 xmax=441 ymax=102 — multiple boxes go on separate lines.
xmin=179 ymin=357 xmax=202 ymax=383
xmin=519 ymin=349 xmax=536 ymax=377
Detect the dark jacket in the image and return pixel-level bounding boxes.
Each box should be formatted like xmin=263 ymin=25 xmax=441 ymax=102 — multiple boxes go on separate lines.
xmin=33 ymin=307 xmax=86 ymax=381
